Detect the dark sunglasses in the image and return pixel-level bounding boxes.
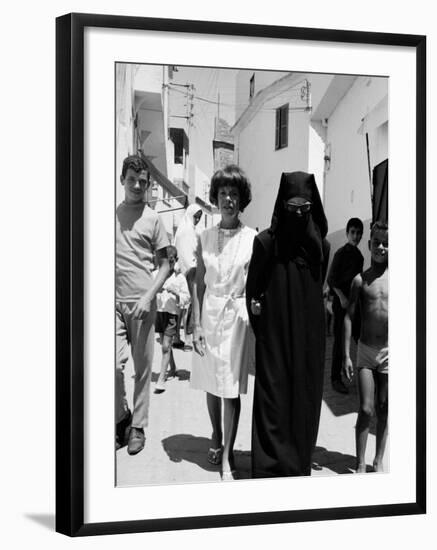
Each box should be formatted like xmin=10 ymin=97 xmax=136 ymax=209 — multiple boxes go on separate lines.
xmin=284 ymin=201 xmax=312 ymax=213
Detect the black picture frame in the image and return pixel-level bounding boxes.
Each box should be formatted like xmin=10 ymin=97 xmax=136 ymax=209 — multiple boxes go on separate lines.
xmin=56 ymin=12 xmax=426 ymax=537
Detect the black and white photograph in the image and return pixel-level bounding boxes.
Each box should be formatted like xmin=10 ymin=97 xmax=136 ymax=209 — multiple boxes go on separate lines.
xmin=2 ymin=0 xmax=433 ymax=545
xmin=115 ymin=62 xmax=389 ymax=487
xmin=53 ymin=11 xmax=425 ymax=536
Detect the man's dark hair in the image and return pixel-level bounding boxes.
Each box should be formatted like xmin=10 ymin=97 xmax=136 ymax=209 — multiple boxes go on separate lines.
xmin=209 ymin=164 xmax=252 ymax=212
xmin=121 ymin=154 xmax=147 ymax=178
xmin=370 ymin=220 xmax=388 ymax=237
xmin=346 ymin=217 xmax=364 ymax=234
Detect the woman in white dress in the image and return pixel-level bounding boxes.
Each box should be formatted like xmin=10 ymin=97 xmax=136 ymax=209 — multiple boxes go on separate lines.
xmin=190 ymin=165 xmax=256 ymax=480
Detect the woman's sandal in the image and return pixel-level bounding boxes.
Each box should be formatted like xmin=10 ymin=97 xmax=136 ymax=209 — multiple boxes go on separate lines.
xmin=207 ymin=447 xmax=223 ymax=465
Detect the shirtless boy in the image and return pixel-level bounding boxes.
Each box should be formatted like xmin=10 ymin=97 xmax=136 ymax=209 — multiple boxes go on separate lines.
xmin=343 ymin=221 xmax=388 ymax=473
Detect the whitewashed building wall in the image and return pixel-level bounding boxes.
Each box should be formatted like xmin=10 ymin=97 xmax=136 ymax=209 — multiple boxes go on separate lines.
xmin=233 ymin=72 xmax=331 ymax=232
xmin=320 ymin=76 xmax=388 ymax=267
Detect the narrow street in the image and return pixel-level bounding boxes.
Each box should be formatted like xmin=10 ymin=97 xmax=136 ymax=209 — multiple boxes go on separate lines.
xmin=116 ymin=333 xmax=387 ymax=486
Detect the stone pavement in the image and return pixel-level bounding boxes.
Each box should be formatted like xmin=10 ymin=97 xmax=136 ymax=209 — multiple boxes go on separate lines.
xmin=116 ymin=333 xmax=388 ymax=486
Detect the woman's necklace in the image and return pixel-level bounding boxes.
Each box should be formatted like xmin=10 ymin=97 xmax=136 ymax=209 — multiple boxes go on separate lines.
xmin=217 ymin=221 xmax=242 ymax=282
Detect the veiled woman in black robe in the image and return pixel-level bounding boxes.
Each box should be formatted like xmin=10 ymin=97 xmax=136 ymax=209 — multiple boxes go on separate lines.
xmin=246 ymin=172 xmax=330 ymax=478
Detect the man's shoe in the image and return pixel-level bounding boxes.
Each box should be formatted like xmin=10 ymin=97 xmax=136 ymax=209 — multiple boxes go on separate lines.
xmin=332 ymin=379 xmax=349 ymax=394
xmin=127 ymin=427 xmax=145 ymax=455
xmin=116 ymin=408 xmax=132 ymax=448
xmin=154 ymin=382 xmax=166 ymax=394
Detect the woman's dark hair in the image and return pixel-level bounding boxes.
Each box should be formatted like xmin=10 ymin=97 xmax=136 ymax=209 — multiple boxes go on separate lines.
xmin=209 ymin=164 xmax=252 ymax=212
xmin=121 ymin=154 xmax=147 ymax=178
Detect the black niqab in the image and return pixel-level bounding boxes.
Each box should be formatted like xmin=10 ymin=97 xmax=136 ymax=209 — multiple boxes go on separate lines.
xmin=246 ymin=171 xmax=330 ymax=478
xmin=269 ymin=172 xmax=327 ymax=265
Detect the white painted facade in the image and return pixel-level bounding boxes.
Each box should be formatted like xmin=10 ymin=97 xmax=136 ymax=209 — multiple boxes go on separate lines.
xmin=116 ymin=64 xmax=178 ymax=238
xmin=116 ymin=64 xmax=219 ymax=241
xmin=235 ymin=70 xmax=289 ymax=121
xmin=311 ymin=75 xmax=388 ymax=266
xmin=232 ymin=70 xmax=388 ymax=269
xmin=115 ymin=64 xmax=136 ymax=199
xmin=233 ymin=71 xmax=332 ymax=231
xmin=314 ymin=75 xmax=388 ymax=235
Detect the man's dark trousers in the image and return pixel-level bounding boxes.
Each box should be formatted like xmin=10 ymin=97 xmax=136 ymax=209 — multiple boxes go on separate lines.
xmin=331 ymin=296 xmax=345 ymax=382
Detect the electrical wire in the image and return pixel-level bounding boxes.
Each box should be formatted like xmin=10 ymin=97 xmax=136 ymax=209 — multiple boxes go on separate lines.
xmin=167 ymin=81 xmax=311 ymax=112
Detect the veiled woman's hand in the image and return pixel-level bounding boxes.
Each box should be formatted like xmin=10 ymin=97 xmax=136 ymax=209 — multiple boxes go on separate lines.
xmin=250 ymin=298 xmax=262 ymax=316
xmin=193 ymin=326 xmax=206 ymax=356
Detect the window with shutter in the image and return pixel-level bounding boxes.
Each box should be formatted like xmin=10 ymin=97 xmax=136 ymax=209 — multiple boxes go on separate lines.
xmin=275 ymin=103 xmax=289 ymax=150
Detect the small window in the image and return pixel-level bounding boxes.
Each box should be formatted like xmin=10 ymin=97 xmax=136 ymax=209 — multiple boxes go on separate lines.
xmin=275 ymin=103 xmax=289 ymax=150
xmin=249 ymin=74 xmax=255 ymax=99
xmin=170 ymin=128 xmax=188 ymax=165
xmin=174 ymin=135 xmax=184 ymax=165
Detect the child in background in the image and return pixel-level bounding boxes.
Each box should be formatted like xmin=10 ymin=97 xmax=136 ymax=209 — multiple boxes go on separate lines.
xmin=327 ymin=217 xmax=364 ymax=394
xmin=343 ymin=222 xmax=388 ymax=473
xmin=173 ymin=204 xmax=203 ymax=349
xmin=154 ymin=246 xmax=190 ymax=393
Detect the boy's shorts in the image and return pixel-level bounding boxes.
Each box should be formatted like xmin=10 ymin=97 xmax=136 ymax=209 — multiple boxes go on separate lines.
xmin=357 ymin=341 xmax=388 ymax=374
xmin=155 ymin=312 xmax=178 ymax=337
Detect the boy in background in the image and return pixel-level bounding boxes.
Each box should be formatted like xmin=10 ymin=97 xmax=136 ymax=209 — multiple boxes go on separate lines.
xmin=328 ymin=217 xmax=364 ymax=393
xmin=154 ymin=246 xmax=190 ymax=393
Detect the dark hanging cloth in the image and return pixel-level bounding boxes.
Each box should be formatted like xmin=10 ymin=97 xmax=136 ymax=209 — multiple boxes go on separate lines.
xmin=372 ymin=159 xmax=388 ymax=225
xmin=246 ymin=172 xmax=330 ymax=478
